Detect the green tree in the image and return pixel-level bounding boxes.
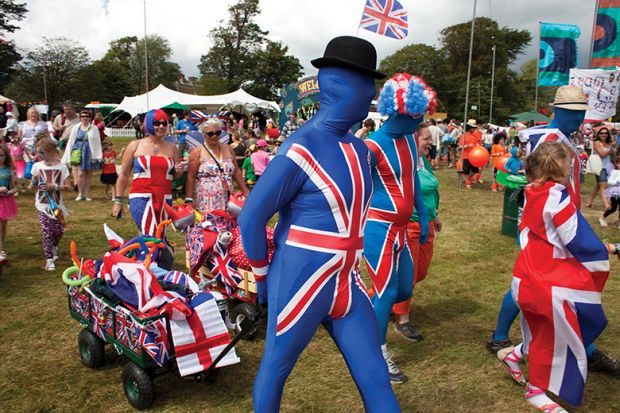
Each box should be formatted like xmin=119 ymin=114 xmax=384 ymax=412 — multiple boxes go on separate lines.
xmin=131 ymin=35 xmax=182 ymax=93
xmin=245 ymin=41 xmax=302 ymax=100
xmin=0 ymin=0 xmax=27 ymax=91
xmin=378 ymin=44 xmax=453 ymax=111
xmin=198 ymin=0 xmax=267 ymax=90
xmin=7 ymin=37 xmax=90 ymax=107
xmin=517 ymin=58 xmax=557 ymax=113
xmin=74 ymin=59 xmax=133 ymax=103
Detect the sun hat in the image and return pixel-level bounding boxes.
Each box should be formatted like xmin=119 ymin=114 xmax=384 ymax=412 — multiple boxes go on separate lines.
xmin=467 ymin=119 xmax=478 ymax=127
xmin=311 ymin=36 xmax=386 ymax=79
xmin=6 ymin=112 xmax=13 ymax=117
xmin=257 ymin=139 xmax=268 ymax=147
xmin=550 ymin=85 xmax=591 ymax=110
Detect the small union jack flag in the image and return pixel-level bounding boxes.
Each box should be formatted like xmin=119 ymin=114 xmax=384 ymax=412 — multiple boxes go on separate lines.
xmin=207 ymin=239 xmax=243 ymax=295
xmin=360 ymin=0 xmax=409 ymax=40
xmin=139 ymin=319 xmax=170 ymax=366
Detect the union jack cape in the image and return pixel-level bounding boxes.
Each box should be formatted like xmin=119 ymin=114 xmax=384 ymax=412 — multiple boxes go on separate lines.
xmin=513 ymin=181 xmax=609 ymax=405
xmin=520 ymin=127 xmax=581 ymax=209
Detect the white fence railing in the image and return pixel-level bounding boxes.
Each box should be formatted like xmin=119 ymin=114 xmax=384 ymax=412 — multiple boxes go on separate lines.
xmin=105 ymin=128 xmax=136 ymax=139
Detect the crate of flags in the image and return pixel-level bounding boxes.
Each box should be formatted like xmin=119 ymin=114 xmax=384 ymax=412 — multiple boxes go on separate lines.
xmin=61 ymin=221 xmax=253 ymax=410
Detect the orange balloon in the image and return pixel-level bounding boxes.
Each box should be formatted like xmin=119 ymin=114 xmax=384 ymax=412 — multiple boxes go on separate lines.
xmin=469 ymin=146 xmax=490 ymax=167
xmin=497 ymin=154 xmax=511 ymax=173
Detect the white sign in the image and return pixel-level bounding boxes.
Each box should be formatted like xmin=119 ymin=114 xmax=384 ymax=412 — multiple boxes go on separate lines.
xmin=569 ymin=68 xmax=620 ymax=121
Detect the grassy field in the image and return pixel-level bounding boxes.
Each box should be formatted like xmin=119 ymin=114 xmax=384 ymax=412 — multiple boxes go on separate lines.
xmin=0 ymin=157 xmax=619 ymax=413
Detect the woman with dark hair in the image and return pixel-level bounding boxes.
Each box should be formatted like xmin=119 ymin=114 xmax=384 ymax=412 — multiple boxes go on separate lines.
xmin=491 ymin=131 xmax=507 ymax=192
xmin=586 ymin=127 xmax=614 ymax=209
xmin=61 ymin=110 xmax=102 ymax=201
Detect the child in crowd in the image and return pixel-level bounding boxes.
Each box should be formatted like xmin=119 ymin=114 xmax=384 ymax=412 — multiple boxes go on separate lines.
xmin=491 ymin=132 xmax=507 ymax=192
xmin=100 ymin=141 xmax=124 ymax=200
xmin=504 ymin=146 xmax=524 ymax=175
xmin=31 ymin=138 xmax=70 ymax=271
xmin=600 ymin=155 xmax=620 ymax=228
xmin=577 ymin=145 xmax=588 ymax=184
xmin=0 ymin=144 xmax=18 ymax=264
xmin=7 ymin=133 xmax=26 ymax=193
xmin=251 ymin=139 xmax=270 ymax=181
xmin=498 ymin=142 xmax=617 ymax=413
xmin=242 ymin=144 xmax=257 ymax=187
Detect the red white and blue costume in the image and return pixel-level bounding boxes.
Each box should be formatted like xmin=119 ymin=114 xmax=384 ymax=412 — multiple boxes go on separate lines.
xmin=365 ymin=73 xmax=435 ymax=345
xmin=512 ymin=181 xmax=609 ymax=405
xmin=238 ymin=66 xmax=400 ymax=413
xmin=128 ymin=155 xmax=174 ymax=236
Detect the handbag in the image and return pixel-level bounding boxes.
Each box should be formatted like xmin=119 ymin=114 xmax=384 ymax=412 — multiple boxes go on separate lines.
xmin=586 ymin=153 xmax=603 ymax=176
xmin=70 ymin=126 xmax=91 ymax=166
xmin=203 ymin=144 xmax=230 ymax=197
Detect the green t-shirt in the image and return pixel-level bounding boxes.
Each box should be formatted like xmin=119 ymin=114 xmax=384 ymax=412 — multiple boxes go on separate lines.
xmin=411 ymin=156 xmax=439 ymax=222
xmin=242 ymin=156 xmax=256 ymax=181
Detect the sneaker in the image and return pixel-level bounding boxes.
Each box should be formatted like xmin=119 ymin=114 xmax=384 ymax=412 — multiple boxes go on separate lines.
xmin=394 ymin=322 xmax=424 ymax=342
xmin=383 ymin=349 xmax=408 ymax=384
xmin=75 ymin=195 xmax=83 ymax=201
xmin=0 ymin=251 xmax=7 ymax=263
xmin=599 ymin=217 xmax=608 ymax=227
xmin=486 ymin=331 xmax=513 ymax=354
xmin=588 ymin=349 xmax=620 ymax=375
xmin=84 ymin=196 xmax=93 ymax=201
xmin=52 ymin=246 xmax=59 ymax=261
xmin=45 ymin=258 xmax=56 ymax=271
xmin=465 ymin=184 xmax=472 ymax=190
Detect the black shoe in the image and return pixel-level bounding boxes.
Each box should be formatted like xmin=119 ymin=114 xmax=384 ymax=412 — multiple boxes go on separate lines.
xmin=394 ymin=322 xmax=424 ymax=342
xmin=588 ymin=349 xmax=620 ymax=375
xmin=486 ymin=331 xmax=513 ymax=354
xmin=389 ymin=371 xmax=408 ymax=384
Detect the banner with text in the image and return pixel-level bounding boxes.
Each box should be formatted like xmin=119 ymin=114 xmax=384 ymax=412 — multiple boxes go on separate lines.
xmin=569 ymin=68 xmax=620 ymax=121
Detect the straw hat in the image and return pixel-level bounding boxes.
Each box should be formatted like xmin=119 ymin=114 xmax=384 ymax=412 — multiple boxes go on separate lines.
xmin=465 ymin=119 xmax=478 ymax=129
xmin=550 ymin=85 xmax=591 ymax=110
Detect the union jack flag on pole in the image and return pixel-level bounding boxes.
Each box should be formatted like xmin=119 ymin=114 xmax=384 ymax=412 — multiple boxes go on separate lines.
xmin=359 ymin=0 xmax=409 ymax=40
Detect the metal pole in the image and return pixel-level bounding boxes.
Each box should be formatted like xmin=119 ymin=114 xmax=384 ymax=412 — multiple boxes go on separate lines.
xmin=489 ymin=44 xmax=496 ymax=124
xmin=459 ymin=0 xmax=477 ymax=187
xmin=144 ymin=0 xmax=150 ymax=110
xmin=42 ymin=66 xmax=48 ymax=114
xmin=589 ymin=0 xmax=600 ymax=68
xmin=534 ymin=22 xmax=541 ymax=112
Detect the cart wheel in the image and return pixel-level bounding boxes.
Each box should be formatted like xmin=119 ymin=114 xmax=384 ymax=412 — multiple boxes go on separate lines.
xmin=230 ymin=302 xmax=259 ymax=340
xmin=122 ymin=361 xmax=155 ymax=410
xmin=78 ymin=328 xmax=105 ymax=369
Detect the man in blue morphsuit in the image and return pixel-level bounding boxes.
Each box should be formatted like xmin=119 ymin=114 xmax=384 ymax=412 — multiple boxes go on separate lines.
xmin=238 ymin=36 xmax=402 ymax=413
xmin=487 ymin=85 xmax=620 ymax=375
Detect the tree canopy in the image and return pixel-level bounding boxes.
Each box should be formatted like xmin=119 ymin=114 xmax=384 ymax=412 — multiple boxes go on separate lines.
xmin=0 ymin=0 xmax=27 ymax=91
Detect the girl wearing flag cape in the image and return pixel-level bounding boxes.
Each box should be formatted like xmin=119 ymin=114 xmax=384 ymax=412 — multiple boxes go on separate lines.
xmin=498 ymin=141 xmax=618 ymax=412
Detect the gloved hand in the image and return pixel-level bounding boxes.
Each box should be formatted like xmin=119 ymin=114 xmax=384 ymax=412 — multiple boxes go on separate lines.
xmin=419 ymin=218 xmax=429 ymax=245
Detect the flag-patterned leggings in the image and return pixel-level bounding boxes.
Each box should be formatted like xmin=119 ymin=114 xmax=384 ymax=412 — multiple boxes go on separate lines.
xmin=38 ymin=212 xmax=64 ymax=259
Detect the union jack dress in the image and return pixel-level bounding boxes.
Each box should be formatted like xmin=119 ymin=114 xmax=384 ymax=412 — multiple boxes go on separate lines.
xmin=512 ymin=181 xmax=609 ymax=405
xmin=128 ymin=155 xmax=174 ymax=236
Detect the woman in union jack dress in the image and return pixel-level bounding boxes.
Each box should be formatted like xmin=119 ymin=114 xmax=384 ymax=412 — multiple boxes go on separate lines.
xmin=498 ymin=142 xmax=618 ymax=413
xmin=112 ymin=110 xmax=186 ymax=237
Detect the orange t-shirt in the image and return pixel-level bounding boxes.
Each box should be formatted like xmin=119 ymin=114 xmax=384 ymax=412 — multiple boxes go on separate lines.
xmin=491 ymin=144 xmax=506 ymax=169
xmin=458 ymin=131 xmax=477 ymax=159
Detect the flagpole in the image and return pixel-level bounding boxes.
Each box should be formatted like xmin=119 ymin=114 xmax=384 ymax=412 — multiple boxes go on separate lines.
xmin=534 ymin=21 xmax=541 ymax=112
xmin=458 ymin=0 xmax=477 ymax=188
xmin=489 ymin=44 xmax=496 ymax=124
xmin=588 ymin=0 xmax=600 ymax=68
xmin=144 ymin=0 xmax=150 ymax=110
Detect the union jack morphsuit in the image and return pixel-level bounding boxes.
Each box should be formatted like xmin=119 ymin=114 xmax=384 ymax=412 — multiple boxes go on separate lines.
xmin=512 ymin=181 xmax=609 ymax=405
xmin=238 ymin=65 xmax=400 ymax=412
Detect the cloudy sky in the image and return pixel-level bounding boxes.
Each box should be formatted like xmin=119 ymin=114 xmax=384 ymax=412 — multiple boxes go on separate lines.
xmin=7 ymin=0 xmax=597 ymax=78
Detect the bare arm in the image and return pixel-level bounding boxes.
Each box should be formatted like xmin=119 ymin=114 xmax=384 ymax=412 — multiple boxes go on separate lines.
xmin=184 ymin=148 xmax=201 ymax=200
xmin=111 ymin=140 xmax=138 ymax=217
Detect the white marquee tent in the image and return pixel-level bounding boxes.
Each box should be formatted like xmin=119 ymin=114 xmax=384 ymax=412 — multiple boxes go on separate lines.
xmin=113 ymin=84 xmax=279 ymax=117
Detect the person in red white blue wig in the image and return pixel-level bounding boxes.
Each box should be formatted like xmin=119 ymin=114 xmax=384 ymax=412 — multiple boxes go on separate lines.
xmin=364 ymin=73 xmax=436 ymax=384
xmin=238 ymin=36 xmax=401 ymax=413
xmin=497 ymin=141 xmax=619 ymax=412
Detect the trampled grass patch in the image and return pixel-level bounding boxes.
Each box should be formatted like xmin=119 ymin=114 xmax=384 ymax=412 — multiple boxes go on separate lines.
xmin=0 ymin=165 xmax=618 ymax=412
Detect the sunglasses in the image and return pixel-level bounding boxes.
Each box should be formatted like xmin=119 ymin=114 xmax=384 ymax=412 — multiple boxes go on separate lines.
xmin=37 ymin=150 xmax=45 ymax=156
xmin=204 ymin=130 xmax=222 ymax=137
xmin=153 ymin=120 xmax=168 ymax=127
xmin=80 ymin=115 xmax=90 ymax=119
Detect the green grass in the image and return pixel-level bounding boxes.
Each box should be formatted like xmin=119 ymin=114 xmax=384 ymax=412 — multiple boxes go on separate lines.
xmin=0 ymin=164 xmax=619 ymax=413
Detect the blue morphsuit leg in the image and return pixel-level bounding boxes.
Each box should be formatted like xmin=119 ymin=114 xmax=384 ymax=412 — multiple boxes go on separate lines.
xmin=586 ymin=342 xmax=597 ymax=359
xmin=493 ymin=289 xmax=520 ymax=341
xmin=324 ymin=286 xmax=400 ymax=413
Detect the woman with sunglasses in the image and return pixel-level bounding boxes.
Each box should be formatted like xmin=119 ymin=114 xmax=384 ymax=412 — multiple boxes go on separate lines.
xmin=185 ymin=118 xmax=249 ymax=214
xmin=112 ymin=109 xmax=185 ymax=236
xmin=586 ymin=127 xmax=614 ymax=209
xmin=61 ymin=110 xmax=102 ymax=201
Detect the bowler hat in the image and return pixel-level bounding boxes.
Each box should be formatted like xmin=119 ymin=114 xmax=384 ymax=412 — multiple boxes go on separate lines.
xmin=311 ymin=36 xmax=386 ymax=79
xmin=550 ymin=85 xmax=591 ymax=111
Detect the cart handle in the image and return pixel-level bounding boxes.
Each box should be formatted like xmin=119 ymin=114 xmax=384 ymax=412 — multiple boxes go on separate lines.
xmin=62 ymin=265 xmax=92 ymax=286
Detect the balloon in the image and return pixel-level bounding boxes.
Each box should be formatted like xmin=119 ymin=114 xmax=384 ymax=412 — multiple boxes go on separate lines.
xmin=469 ymin=146 xmax=490 ymax=167
xmin=497 ymin=154 xmax=511 ymax=173
xmin=456 ymin=159 xmax=463 ymax=171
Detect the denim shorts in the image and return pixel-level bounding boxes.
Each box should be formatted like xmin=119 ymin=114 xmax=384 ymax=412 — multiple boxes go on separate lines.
xmin=596 ymin=168 xmax=608 ymax=183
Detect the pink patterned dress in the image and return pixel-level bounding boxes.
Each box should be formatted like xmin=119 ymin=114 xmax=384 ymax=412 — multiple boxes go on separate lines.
xmin=194 ymin=154 xmax=234 ymax=213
